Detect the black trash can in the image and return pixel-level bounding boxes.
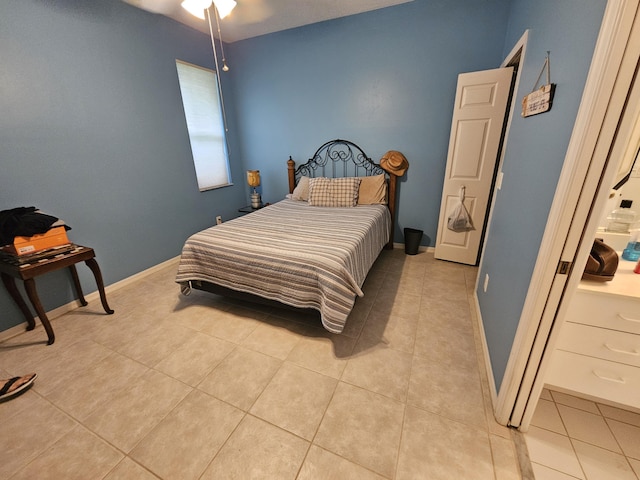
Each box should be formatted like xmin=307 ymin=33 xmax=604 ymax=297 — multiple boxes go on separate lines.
xmin=404 ymin=228 xmax=423 ymax=255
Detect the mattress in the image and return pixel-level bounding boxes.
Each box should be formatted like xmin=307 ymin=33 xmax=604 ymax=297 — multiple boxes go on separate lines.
xmin=175 ymin=199 xmax=391 ymax=333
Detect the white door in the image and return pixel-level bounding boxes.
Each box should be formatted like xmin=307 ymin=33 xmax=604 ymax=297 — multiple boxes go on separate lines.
xmin=435 ymin=67 xmax=514 ymax=265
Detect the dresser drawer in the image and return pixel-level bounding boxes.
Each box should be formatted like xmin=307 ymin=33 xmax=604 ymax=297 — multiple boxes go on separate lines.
xmin=545 ymin=350 xmax=640 ymax=409
xmin=565 ymin=290 xmax=640 ymax=334
xmin=558 ymin=322 xmax=640 ymax=367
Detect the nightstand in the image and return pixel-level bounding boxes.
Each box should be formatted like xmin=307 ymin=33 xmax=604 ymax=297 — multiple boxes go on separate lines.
xmin=238 ymin=204 xmax=268 ymax=213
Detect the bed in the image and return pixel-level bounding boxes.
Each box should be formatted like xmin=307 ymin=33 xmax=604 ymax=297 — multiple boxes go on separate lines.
xmin=175 ymin=139 xmax=405 ymax=334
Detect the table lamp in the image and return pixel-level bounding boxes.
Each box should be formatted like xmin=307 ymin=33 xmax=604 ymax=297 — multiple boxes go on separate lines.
xmin=247 ymin=170 xmax=261 ymax=208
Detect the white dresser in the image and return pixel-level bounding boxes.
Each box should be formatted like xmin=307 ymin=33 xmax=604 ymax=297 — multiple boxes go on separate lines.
xmin=545 ymin=257 xmax=640 ymax=410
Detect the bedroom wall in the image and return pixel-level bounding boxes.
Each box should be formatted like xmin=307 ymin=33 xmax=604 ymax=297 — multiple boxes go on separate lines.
xmin=0 ymin=0 xmax=245 ymax=333
xmin=476 ymin=0 xmax=608 ymax=392
xmin=0 ymin=0 xmax=608 ymax=377
xmin=226 ymin=0 xmax=512 ymax=244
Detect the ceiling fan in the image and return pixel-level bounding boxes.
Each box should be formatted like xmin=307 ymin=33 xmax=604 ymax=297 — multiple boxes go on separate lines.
xmin=121 ymin=0 xmax=273 ymax=35
xmin=121 ymin=0 xmax=414 ymax=43
xmin=180 ymin=0 xmax=236 ymax=20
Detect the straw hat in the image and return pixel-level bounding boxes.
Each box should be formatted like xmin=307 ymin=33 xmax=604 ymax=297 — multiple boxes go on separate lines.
xmin=380 ymin=150 xmax=409 ymax=177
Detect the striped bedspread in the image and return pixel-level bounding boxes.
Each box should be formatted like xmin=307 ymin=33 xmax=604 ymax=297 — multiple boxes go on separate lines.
xmin=175 ymin=199 xmax=391 ymax=333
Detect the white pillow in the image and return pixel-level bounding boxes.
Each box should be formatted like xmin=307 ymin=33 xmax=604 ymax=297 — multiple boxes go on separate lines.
xmin=308 ymin=177 xmax=361 ymax=207
xmin=291 ymin=176 xmax=310 ymax=201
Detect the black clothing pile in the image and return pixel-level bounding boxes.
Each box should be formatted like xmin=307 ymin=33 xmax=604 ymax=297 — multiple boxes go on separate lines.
xmin=0 ymin=207 xmax=69 ymax=246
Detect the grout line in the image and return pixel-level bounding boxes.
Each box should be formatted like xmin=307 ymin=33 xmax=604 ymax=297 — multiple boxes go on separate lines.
xmin=527 ymin=388 xmax=640 ymax=479
xmin=530 ymin=461 xmax=585 ymax=480
xmin=5 ymin=251 xmax=526 ymax=479
xmin=552 ymin=395 xmax=588 ymax=480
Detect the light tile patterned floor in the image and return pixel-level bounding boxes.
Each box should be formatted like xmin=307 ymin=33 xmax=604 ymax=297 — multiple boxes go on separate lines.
xmin=525 ymin=388 xmax=640 ymax=479
xmin=0 ymin=249 xmax=524 ymax=479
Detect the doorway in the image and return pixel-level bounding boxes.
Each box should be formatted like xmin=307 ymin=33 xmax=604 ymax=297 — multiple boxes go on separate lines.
xmin=494 ymin=0 xmax=640 ymax=430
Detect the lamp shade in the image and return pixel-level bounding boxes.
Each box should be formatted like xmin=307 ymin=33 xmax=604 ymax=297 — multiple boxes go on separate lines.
xmin=247 ymin=170 xmax=261 ymax=188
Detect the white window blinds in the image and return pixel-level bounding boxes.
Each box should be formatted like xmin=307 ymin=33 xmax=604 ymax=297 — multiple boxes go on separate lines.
xmin=176 ymin=60 xmax=231 ymax=191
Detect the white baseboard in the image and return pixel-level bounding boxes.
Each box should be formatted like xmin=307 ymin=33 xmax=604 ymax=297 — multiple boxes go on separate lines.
xmin=393 ymin=242 xmax=434 ymax=253
xmin=0 ymin=255 xmax=181 ymax=342
xmin=473 ymin=291 xmax=498 ymax=405
xmin=0 ymin=323 xmax=29 ymax=343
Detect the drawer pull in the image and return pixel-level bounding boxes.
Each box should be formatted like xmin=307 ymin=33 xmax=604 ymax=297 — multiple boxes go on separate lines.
xmin=593 ymin=369 xmax=626 ymax=384
xmin=604 ymin=343 xmax=640 ymax=356
xmin=617 ymin=313 xmax=640 ymax=324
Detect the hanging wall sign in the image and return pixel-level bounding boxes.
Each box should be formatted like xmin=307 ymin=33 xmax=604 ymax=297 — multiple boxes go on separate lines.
xmin=522 ymin=52 xmax=555 ymax=118
xmin=522 ymin=84 xmax=556 ymax=117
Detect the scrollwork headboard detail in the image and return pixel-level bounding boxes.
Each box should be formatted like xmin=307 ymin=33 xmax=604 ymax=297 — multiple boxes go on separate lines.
xmin=287 ymin=139 xmax=402 ymax=249
xmin=293 ymin=139 xmax=384 ymax=180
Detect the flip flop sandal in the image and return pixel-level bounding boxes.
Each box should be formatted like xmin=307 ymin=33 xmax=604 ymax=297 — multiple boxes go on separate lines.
xmin=0 ymin=373 xmax=37 ymax=402
xmin=582 ymin=238 xmax=619 ymax=282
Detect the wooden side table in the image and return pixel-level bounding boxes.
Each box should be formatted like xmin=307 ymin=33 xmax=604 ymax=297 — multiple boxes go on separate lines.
xmin=238 ymin=203 xmax=270 ymax=214
xmin=238 ymin=205 xmax=262 ymax=213
xmin=0 ymin=245 xmax=114 ymax=345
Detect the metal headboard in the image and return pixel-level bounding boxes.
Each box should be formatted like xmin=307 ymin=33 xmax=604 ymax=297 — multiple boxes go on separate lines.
xmin=292 ymin=139 xmax=384 ymax=182
xmin=286 ymin=139 xmax=401 ymax=250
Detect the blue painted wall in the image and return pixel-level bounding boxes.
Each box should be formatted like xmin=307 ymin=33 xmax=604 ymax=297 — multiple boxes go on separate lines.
xmin=0 ymin=0 xmax=245 ymax=333
xmin=227 ymin=0 xmax=512 ymax=243
xmin=477 ymin=0 xmax=608 ymax=391
xmin=1 ymin=0 xmax=512 ymax=333
xmin=0 ymin=0 xmax=609 ymax=404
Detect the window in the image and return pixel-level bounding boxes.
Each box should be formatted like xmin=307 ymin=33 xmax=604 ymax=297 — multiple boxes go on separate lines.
xmin=176 ymin=60 xmax=231 ymax=191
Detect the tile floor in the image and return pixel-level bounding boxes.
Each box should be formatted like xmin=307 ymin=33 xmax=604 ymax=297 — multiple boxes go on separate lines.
xmin=0 ymin=249 xmax=526 ymax=479
xmin=525 ymin=387 xmax=640 ymax=479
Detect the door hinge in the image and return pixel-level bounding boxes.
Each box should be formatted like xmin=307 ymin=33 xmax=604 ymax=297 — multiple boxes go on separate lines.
xmin=556 ymin=261 xmax=572 ymax=275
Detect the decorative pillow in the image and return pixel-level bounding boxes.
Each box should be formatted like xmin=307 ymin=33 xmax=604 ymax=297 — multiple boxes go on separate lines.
xmin=357 ymin=174 xmax=387 ymax=205
xmin=291 ymin=176 xmax=310 ymax=201
xmin=308 ymin=177 xmax=361 ymax=207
